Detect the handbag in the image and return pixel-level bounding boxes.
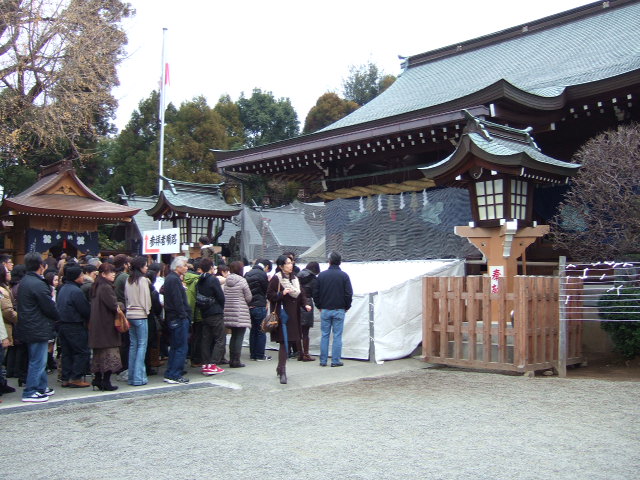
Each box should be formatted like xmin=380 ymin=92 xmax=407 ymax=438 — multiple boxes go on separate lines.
xmin=115 ymin=306 xmax=130 ymax=333
xmin=261 ymin=309 xmax=279 ymax=333
xmin=261 ymin=281 xmax=282 ymax=333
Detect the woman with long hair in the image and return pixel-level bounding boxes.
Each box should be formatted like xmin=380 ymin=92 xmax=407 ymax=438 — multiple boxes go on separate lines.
xmin=222 ymin=261 xmax=252 ymax=368
xmin=124 ymin=256 xmax=151 ymax=386
xmin=88 ymin=263 xmax=121 ymax=391
xmin=0 ymin=264 xmax=17 ymax=395
xmin=267 ymin=255 xmax=311 ymax=384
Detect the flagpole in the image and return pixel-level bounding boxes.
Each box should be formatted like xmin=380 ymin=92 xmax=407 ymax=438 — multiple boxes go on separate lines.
xmin=157 ymin=27 xmax=168 ymax=263
xmin=158 ymin=27 xmax=168 ymax=196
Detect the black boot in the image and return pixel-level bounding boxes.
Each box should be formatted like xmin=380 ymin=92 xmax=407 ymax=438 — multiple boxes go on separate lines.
xmin=279 ymin=367 xmax=287 ymax=384
xmin=102 ymin=371 xmax=118 ymax=391
xmin=229 ymin=353 xmax=245 ymax=368
xmin=92 ymin=373 xmax=103 ymax=391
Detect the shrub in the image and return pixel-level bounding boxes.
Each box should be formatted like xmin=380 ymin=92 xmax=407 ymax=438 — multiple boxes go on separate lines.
xmin=598 ymin=287 xmax=640 ymax=359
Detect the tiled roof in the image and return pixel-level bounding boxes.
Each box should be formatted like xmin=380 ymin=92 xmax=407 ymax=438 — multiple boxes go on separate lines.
xmin=420 ymin=113 xmax=580 ymax=181
xmin=1 ymin=161 xmax=139 ymax=219
xmin=121 ymin=196 xmax=172 ymax=236
xmin=145 ymin=177 xmax=241 ymax=218
xmin=323 ymin=1 xmax=640 ymax=131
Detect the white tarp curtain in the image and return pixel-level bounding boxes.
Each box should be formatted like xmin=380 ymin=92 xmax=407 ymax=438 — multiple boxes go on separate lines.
xmin=303 ymin=259 xmax=465 ymax=362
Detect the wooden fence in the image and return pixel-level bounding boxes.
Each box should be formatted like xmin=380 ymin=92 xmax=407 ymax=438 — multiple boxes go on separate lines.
xmin=422 ymin=275 xmax=583 ymax=373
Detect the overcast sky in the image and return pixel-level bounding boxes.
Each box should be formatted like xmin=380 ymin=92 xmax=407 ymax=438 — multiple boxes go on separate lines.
xmin=113 ymin=0 xmax=592 ymax=132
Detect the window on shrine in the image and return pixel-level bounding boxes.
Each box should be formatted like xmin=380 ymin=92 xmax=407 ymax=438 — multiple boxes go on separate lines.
xmin=510 ymin=180 xmax=528 ymax=220
xmin=191 ymin=218 xmax=209 ymax=243
xmin=475 ymin=179 xmax=504 ymax=221
xmin=175 ymin=217 xmax=188 ymax=245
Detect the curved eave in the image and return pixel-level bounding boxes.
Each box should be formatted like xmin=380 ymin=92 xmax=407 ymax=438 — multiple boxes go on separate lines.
xmin=145 ymin=195 xmax=240 ymax=219
xmin=420 ymin=135 xmax=580 ymax=182
xmin=0 ymin=199 xmax=139 ymax=220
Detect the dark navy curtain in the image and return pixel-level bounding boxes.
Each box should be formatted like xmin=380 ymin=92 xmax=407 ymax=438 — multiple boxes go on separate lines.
xmin=26 ymin=229 xmax=100 ymax=255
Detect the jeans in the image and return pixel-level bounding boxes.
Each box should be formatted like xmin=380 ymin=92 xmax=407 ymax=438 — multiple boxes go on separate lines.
xmin=249 ymin=307 xmax=267 ymax=359
xmin=58 ymin=323 xmax=90 ymax=381
xmin=23 ymin=341 xmax=49 ymax=398
xmin=165 ymin=318 xmax=189 ymax=380
xmin=320 ymin=309 xmax=346 ymax=366
xmin=200 ymin=314 xmax=225 ymax=365
xmin=128 ymin=318 xmax=149 ymax=385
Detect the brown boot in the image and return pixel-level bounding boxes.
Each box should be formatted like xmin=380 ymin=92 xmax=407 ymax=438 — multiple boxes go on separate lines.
xmin=148 ymin=348 xmax=161 ymax=368
xmin=68 ymin=379 xmax=91 ymax=388
xmin=302 ymin=337 xmax=315 ymax=361
xmin=279 ymin=367 xmax=287 ymax=384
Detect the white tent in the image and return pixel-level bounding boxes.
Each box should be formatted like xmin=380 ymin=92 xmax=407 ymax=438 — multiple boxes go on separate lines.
xmin=262 ymin=259 xmax=465 ymax=362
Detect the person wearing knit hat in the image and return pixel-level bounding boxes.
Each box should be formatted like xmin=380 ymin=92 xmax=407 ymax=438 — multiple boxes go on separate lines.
xmin=56 ymin=265 xmax=92 ymax=387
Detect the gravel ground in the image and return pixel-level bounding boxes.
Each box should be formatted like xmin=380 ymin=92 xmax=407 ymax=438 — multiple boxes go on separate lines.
xmin=2 ymin=367 xmax=639 ymax=480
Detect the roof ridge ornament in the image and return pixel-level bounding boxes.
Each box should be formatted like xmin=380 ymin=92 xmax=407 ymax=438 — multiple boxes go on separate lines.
xmin=462 ymin=109 xmax=492 ymax=141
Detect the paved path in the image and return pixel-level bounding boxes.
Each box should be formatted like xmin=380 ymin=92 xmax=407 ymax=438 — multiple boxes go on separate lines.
xmin=1 ymin=351 xmax=639 ymax=479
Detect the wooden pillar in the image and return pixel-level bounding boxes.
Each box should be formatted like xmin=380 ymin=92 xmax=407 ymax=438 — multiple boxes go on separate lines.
xmin=455 ymin=223 xmax=549 ymax=321
xmin=455 ymin=224 xmax=549 ymax=288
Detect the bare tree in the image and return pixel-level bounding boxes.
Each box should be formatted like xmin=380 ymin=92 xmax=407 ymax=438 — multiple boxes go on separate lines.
xmin=0 ymin=0 xmax=132 ymax=163
xmin=550 ymin=123 xmax=640 ymax=261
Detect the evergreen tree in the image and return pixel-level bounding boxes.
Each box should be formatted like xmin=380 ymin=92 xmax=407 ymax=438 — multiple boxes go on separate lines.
xmin=237 ymin=88 xmax=299 ymax=147
xmin=342 ymin=62 xmax=396 ymax=106
xmin=164 ymin=96 xmax=226 ymax=184
xmin=303 ymin=92 xmax=359 ymax=134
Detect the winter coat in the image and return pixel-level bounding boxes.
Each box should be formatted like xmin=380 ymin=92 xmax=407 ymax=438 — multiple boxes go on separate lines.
xmin=114 ymin=271 xmax=128 ymax=305
xmin=183 ymin=271 xmax=202 ymax=322
xmin=223 ymin=273 xmax=252 ymax=328
xmin=56 ymin=280 xmax=91 ymax=325
xmin=297 ymin=268 xmax=317 ymax=328
xmin=197 ymin=273 xmax=225 ymax=317
xmin=15 ymin=271 xmax=59 ymax=343
xmin=313 ymin=265 xmax=353 ymax=311
xmin=163 ymin=271 xmax=191 ymax=322
xmin=267 ymin=272 xmax=306 ymax=344
xmin=245 ymin=265 xmax=269 ymax=307
xmin=88 ymin=279 xmax=121 ymax=349
xmin=0 ymin=285 xmax=17 ymax=345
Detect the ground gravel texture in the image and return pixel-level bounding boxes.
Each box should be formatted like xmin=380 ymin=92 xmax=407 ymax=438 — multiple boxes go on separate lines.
xmin=2 ymin=367 xmax=639 ymax=480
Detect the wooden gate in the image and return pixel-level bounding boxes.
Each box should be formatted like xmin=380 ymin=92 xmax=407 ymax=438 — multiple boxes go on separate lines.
xmin=422 ymin=276 xmax=583 ymax=373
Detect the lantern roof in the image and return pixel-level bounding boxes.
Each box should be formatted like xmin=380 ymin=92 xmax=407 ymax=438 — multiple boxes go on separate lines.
xmin=419 ymin=111 xmax=581 ymax=186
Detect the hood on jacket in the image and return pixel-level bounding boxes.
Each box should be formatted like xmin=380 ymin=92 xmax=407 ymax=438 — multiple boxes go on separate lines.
xmin=183 ymin=271 xmax=201 ymax=287
xmin=225 ymin=273 xmax=244 ymax=288
xmin=297 ymin=268 xmax=316 ymax=285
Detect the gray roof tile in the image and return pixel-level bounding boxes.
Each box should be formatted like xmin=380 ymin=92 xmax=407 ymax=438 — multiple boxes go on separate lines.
xmin=323 ymin=2 xmax=640 ymax=130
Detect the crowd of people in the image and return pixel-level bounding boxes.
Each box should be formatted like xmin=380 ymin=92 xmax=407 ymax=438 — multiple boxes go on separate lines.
xmin=0 ymin=240 xmax=353 ymax=402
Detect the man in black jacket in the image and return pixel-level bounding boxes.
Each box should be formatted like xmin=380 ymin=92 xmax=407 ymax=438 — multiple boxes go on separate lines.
xmin=56 ymin=266 xmax=91 ymax=388
xmin=197 ymin=257 xmax=226 ymax=375
xmin=245 ymin=259 xmax=272 ymax=361
xmin=163 ymin=256 xmax=191 ymax=384
xmin=16 ymin=252 xmax=60 ymax=402
xmin=313 ymin=252 xmax=353 ymax=367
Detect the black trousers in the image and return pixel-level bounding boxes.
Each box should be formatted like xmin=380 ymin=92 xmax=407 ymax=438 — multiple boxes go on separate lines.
xmin=228 ymin=327 xmax=247 ymax=358
xmin=201 ymin=314 xmax=225 ymax=365
xmin=58 ymin=323 xmax=90 ymax=381
xmin=190 ymin=321 xmax=203 ymax=364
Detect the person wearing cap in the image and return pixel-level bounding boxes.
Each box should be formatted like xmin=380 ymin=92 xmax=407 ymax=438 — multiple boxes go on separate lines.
xmin=55 ymin=265 xmax=91 ymax=387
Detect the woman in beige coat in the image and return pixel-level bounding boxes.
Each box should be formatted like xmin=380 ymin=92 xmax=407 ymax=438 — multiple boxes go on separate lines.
xmin=223 ymin=261 xmax=252 ymax=368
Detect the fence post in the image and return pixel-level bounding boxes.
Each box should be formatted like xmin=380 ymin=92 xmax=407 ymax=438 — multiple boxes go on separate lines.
xmin=369 ymin=292 xmax=376 ymax=363
xmin=558 ymin=256 xmax=567 ymax=378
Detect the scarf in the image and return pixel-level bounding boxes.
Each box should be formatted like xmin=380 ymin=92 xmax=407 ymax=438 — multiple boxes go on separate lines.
xmin=276 ymin=272 xmax=300 ymax=298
